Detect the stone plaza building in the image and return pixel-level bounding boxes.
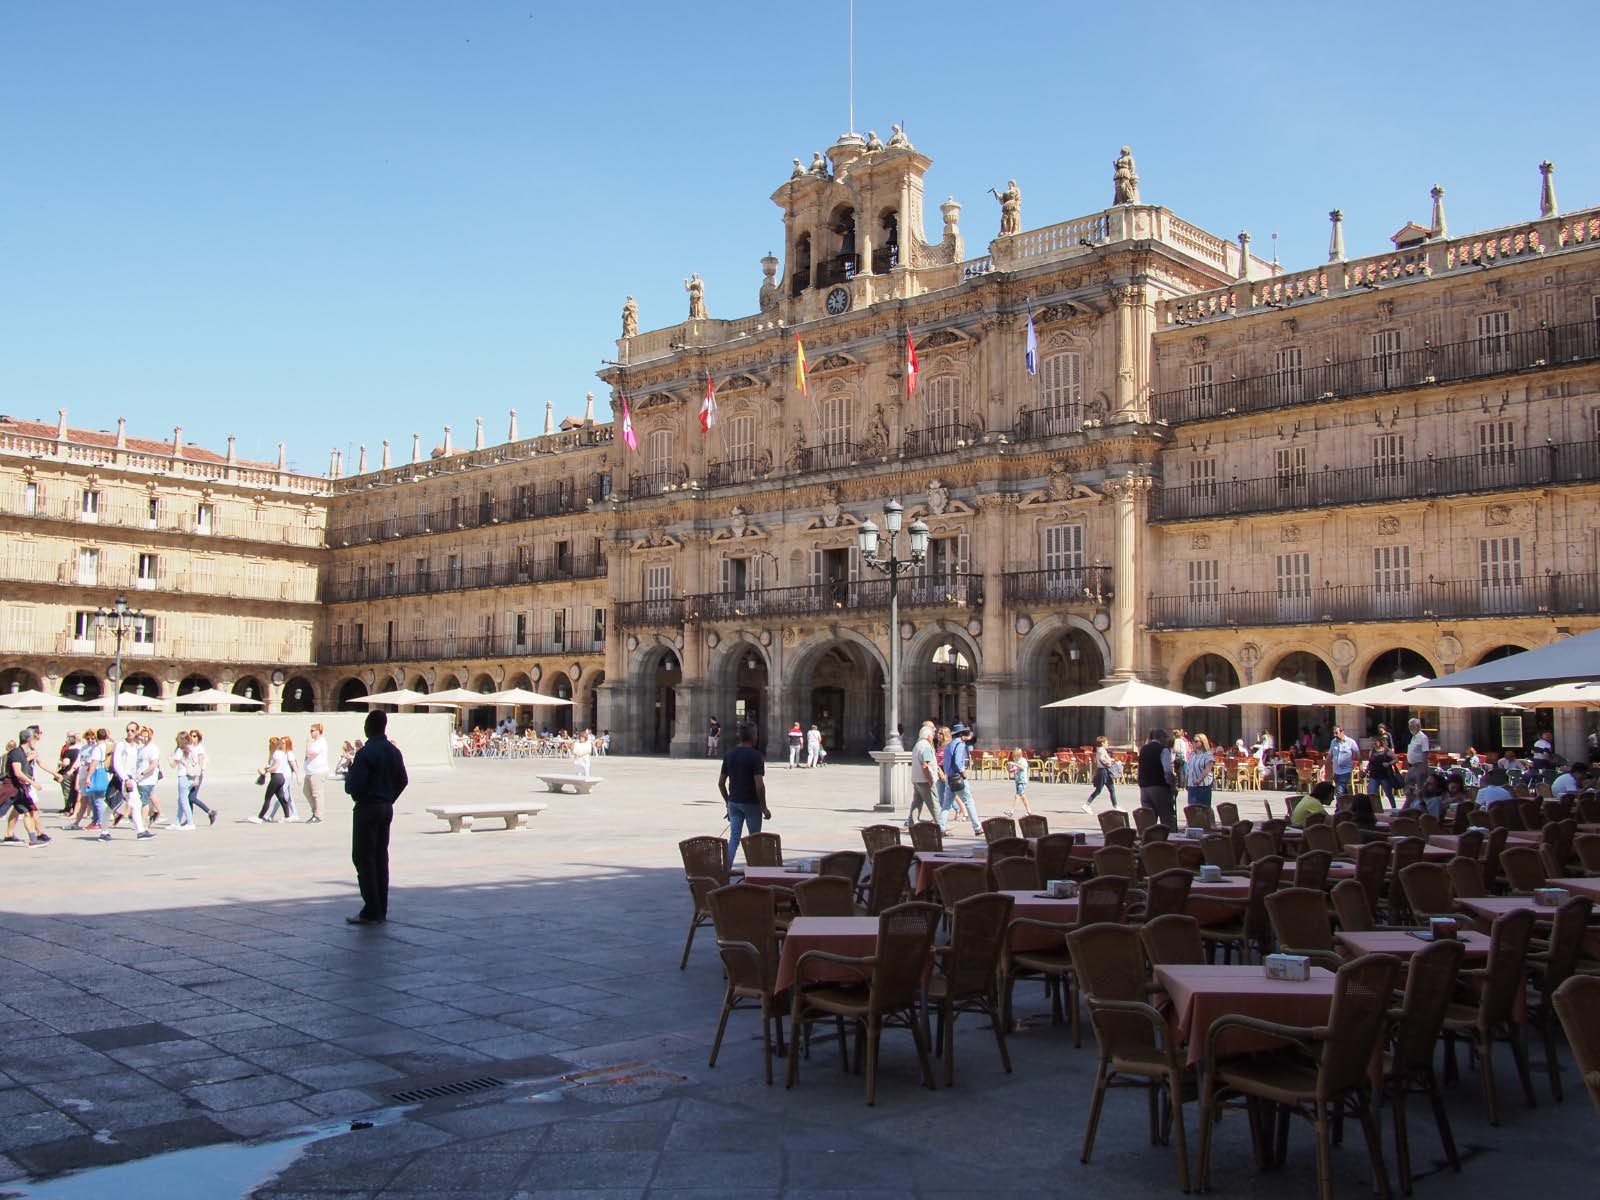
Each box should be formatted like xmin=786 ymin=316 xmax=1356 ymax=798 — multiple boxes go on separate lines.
xmin=3 ymin=135 xmax=1597 ymax=756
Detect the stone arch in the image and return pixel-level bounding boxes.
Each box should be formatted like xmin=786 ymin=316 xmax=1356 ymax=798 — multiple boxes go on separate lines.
xmin=1263 ymin=649 xmax=1337 ymax=750
xmin=1174 ymin=653 xmax=1242 ymax=749
xmin=576 ymin=670 xmax=604 ymax=737
xmin=1465 ymin=643 xmax=1535 ymax=751
xmin=783 ymin=630 xmax=889 ymax=758
xmin=120 ymin=671 xmax=163 ymax=701
xmin=1016 ymin=613 xmax=1112 ymax=680
xmin=1356 ymin=647 xmax=1439 ymax=740
xmin=786 ymin=627 xmax=889 ymax=682
xmin=233 ymin=676 xmax=265 ymax=704
xmin=627 ymin=642 xmax=682 ymax=754
xmin=903 ymin=623 xmax=982 ymax=733
xmin=335 ymin=678 xmax=369 ymax=711
xmin=59 ymin=672 xmax=103 ymax=706
xmin=174 ymin=674 xmax=214 ymax=711
xmin=282 ymin=676 xmax=317 ymax=712
xmin=0 ymin=667 xmax=42 ymax=696
xmin=707 ymin=637 xmax=772 ymax=752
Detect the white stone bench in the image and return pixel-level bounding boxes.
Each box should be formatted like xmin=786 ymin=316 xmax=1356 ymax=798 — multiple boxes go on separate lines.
xmin=536 ymin=774 xmax=603 ymax=795
xmin=426 ymin=803 xmax=548 ymax=833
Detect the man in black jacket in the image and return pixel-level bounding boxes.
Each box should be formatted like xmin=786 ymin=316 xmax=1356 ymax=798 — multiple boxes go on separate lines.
xmin=1137 ymin=729 xmax=1177 ymax=828
xmin=343 ymin=709 xmax=408 ymax=925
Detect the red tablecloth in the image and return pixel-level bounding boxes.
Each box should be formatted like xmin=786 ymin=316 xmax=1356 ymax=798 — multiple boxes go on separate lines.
xmin=1156 ymin=964 xmax=1338 ymax=1065
xmin=1279 ymin=861 xmax=1357 ymax=886
xmin=740 ymin=866 xmax=818 ymax=888
xmin=775 ymin=916 xmax=879 ymax=993
xmin=1336 ymin=929 xmax=1492 ymax=961
xmin=1186 ymin=879 xmax=1250 ymax=926
xmin=1548 ymin=877 xmax=1600 ymax=903
xmin=998 ymin=889 xmax=1079 ymax=952
xmin=913 ymin=850 xmax=986 ymax=894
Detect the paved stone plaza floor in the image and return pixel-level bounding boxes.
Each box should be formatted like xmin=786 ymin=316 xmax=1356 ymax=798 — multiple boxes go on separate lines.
xmin=0 ymin=756 xmax=1593 ymax=1198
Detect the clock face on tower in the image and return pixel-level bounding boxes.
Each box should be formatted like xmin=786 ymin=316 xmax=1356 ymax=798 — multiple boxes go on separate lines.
xmin=825 ymin=286 xmax=851 ymax=315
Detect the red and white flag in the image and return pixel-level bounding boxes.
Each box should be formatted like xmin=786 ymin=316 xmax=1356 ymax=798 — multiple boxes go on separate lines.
xmin=620 ymin=393 xmax=637 ymax=452
xmin=905 ymin=330 xmax=919 ymax=399
xmin=699 ymin=373 xmax=717 ymax=432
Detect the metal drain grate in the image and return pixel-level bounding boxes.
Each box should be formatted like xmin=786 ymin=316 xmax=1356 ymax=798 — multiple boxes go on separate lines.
xmin=389 ymin=1076 xmax=505 ymax=1104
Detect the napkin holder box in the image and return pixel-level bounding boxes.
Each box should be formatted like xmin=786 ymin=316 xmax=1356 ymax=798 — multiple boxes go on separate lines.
xmin=1184 ymin=827 xmax=1206 ymax=840
xmin=1073 ymin=832 xmax=1087 ymax=845
xmin=967 ymin=848 xmax=985 ymax=859
xmin=1047 ymin=879 xmax=1078 ymax=899
xmin=1264 ymin=954 xmax=1312 ymax=982
xmin=1198 ymin=865 xmax=1224 ymax=883
xmin=1534 ymin=887 xmax=1570 ymax=907
xmin=1428 ymin=917 xmax=1458 ymax=940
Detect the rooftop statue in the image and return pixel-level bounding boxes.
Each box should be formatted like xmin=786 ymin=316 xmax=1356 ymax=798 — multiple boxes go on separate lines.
xmin=990 ymin=179 xmax=1021 ymax=236
xmin=684 ymin=273 xmax=707 ymax=321
xmin=887 ymin=123 xmax=910 ymax=149
xmin=1113 ymin=146 xmax=1140 ymax=205
xmin=621 ymin=295 xmax=638 ymax=339
xmin=865 ymin=130 xmax=883 ymax=151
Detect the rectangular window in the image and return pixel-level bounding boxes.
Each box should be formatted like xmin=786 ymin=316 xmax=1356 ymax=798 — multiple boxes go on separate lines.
xmin=1476 ymin=310 xmax=1512 ymax=360
xmin=554 ymin=540 xmax=571 ymax=574
xmin=72 ymin=611 xmax=97 ymax=647
xmin=1273 ymin=346 xmax=1305 ymax=389
xmin=146 ymin=496 xmax=159 ymax=526
xmin=131 ymin=614 xmax=156 ymax=653
xmin=552 ymin=609 xmax=566 ymax=647
xmin=355 ymin=564 xmax=368 ymax=598
xmin=1185 ymin=362 xmax=1213 ymax=403
xmin=647 ymin=429 xmax=674 ymax=479
xmin=1187 ymin=457 xmax=1217 ymax=499
xmin=76 ymin=547 xmax=99 ymax=586
xmin=1479 ymin=536 xmax=1522 ymax=589
xmin=24 ymin=483 xmax=38 ymax=514
xmin=721 ymin=554 xmax=751 ymax=598
xmin=1042 ymin=524 xmax=1084 ymax=597
xmin=415 ymin=556 xmax=428 ymax=588
xmin=136 ymin=552 xmax=158 ymax=589
xmin=1477 ymin=420 xmax=1516 ymax=467
xmin=1369 ymin=329 xmax=1403 ymax=375
xmin=384 ymin=621 xmax=396 ymax=657
xmin=1274 ymin=446 xmax=1307 ymax=491
xmin=384 ymin=561 xmax=398 ymax=594
xmin=195 ymin=503 xmax=214 ymax=534
xmin=819 ymin=394 xmax=853 ymax=465
xmin=1041 ymin=352 xmax=1084 ymax=430
xmin=514 ymin=612 xmax=528 ymax=648
xmin=478 ymin=490 xmax=494 ymax=525
xmin=445 ymin=554 xmax=460 ymax=588
xmin=926 ymin=375 xmax=962 ymax=446
xmin=1372 ymin=434 xmax=1406 ymax=479
xmin=353 ymin=622 xmax=365 ymax=651
xmin=1373 ymin=545 xmax=1412 ymax=616
xmin=1187 ymin=559 xmax=1219 ymax=602
xmin=644 ymin=563 xmax=673 ymax=600
xmin=80 ymin=489 xmax=100 ymax=521
xmin=592 ymin=608 xmax=606 ymax=644
xmin=1275 ymin=552 xmax=1313 ymax=621
xmin=727 ymin=414 xmax=756 ymax=468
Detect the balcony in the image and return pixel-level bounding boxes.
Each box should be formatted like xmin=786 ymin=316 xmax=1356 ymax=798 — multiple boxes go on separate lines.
xmin=315 ymin=631 xmax=605 ymax=667
xmin=1011 ymin=405 xmax=1085 ymax=442
xmin=327 ymin=480 xmax=609 ymax=547
xmin=1151 ymin=319 xmax=1600 ymax=425
xmin=0 ymin=489 xmax=325 ymax=547
xmin=1152 ymin=438 xmax=1600 ymax=522
xmin=1001 ymin=567 xmax=1113 ymax=607
xmin=901 ymin=421 xmax=979 ymax=461
xmin=793 ymin=440 xmax=869 ymax=473
xmin=613 ymin=598 xmax=686 ymax=629
xmin=1145 ymin=572 xmax=1600 ymax=630
xmin=705 ymin=456 xmax=765 ymax=488
xmin=683 ymin=574 xmax=984 ymax=623
xmin=627 ymin=468 xmax=689 ymax=500
xmin=322 ymin=555 xmax=606 ymax=604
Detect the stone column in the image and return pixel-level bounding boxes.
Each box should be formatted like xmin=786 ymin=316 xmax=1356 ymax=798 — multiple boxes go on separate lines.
xmin=1435 ymin=708 xmax=1470 ymax=755
xmin=974 ymin=493 xmax=1014 ymax=740
xmin=1111 ymin=284 xmax=1146 ymax=421
xmin=1554 ymin=707 xmax=1586 ymax=764
xmin=265 ymin=680 xmax=284 ymax=715
xmin=1103 ymin=473 xmax=1151 ymax=679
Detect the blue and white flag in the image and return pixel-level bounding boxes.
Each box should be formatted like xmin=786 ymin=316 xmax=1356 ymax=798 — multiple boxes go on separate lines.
xmin=1024 ymin=307 xmax=1038 ymax=376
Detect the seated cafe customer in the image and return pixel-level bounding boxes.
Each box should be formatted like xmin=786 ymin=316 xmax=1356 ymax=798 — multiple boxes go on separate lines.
xmin=1474 ymin=769 xmax=1514 ymax=808
xmin=1338 ymin=788 xmax=1379 ymax=832
xmin=1552 ymin=761 xmax=1589 ymax=797
xmin=1290 ymin=781 xmax=1336 ymax=828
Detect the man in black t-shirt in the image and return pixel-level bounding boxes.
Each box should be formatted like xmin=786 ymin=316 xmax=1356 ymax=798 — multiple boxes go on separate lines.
xmin=719 ymin=721 xmax=768 ymax=867
xmin=3 ymin=729 xmax=51 ymax=846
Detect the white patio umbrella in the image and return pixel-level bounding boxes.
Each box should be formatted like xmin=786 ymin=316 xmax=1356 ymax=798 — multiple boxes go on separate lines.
xmin=482 ymin=687 xmax=574 ymax=706
xmin=0 ymin=689 xmax=63 ymax=710
xmin=357 ymin=688 xmax=456 ymax=707
xmin=423 ymin=687 xmax=497 ymax=705
xmin=1417 ymin=628 xmax=1600 ymax=691
xmin=1043 ymin=678 xmax=1224 ymax=711
xmin=1208 ymin=678 xmax=1357 ymax=708
xmin=85 ymin=692 xmax=168 ymax=710
xmin=1341 ymin=675 xmax=1523 ymax=711
xmin=1502 ymin=682 xmax=1600 ymax=708
xmin=173 ymin=687 xmax=265 ymax=708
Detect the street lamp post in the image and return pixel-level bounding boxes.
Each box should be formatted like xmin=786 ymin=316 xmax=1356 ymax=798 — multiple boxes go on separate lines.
xmin=95 ymin=594 xmax=144 ymax=716
xmin=857 ymin=500 xmax=928 ymax=809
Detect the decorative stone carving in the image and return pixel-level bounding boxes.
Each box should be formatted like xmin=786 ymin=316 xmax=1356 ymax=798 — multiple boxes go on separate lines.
xmin=1014 ymin=615 xmax=1032 ymax=635
xmin=1239 ymin=642 xmax=1261 ymax=668
xmin=865 ymin=130 xmax=883 ymax=151
xmin=1330 ymin=637 xmax=1357 ymax=667
xmin=759 ymin=253 xmax=779 ymax=312
xmin=814 ymin=353 xmax=853 ymax=372
xmin=1190 ymin=533 xmax=1211 ymax=550
xmin=730 ymin=506 xmax=748 ymax=538
xmin=1434 ymin=634 xmax=1463 ymax=665
xmin=1112 ymin=146 xmax=1140 ymax=205
xmin=990 ymin=179 xmax=1021 ymax=236
xmin=621 ymin=295 xmax=638 ymax=338
xmin=1377 ymin=515 xmax=1400 ymax=535
xmin=922 ymin=329 xmax=964 ymax=350
xmin=1192 ymin=334 xmax=1209 ymax=355
xmin=1047 ymin=464 xmax=1074 ymax=500
xmin=809 ymin=151 xmax=828 ymax=175
xmin=1377 ymin=299 xmax=1395 ymax=321
xmin=790 ymin=157 xmax=805 ymax=179
xmin=1486 ymin=504 xmax=1512 ymax=526
xmin=684 ymin=273 xmax=706 ymax=320
xmin=862 ymin=406 xmax=891 ymax=457
xmin=927 ymin=480 xmax=950 ymax=516
xmin=820 ymin=485 xmax=842 ymax=528
xmin=1280 ymin=524 xmax=1302 ymax=543
xmin=887 ymin=122 xmax=910 ymax=149
xmin=787 ymin=422 xmax=808 ymax=469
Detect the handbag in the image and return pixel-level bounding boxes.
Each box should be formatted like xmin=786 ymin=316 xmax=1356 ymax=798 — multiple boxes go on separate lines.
xmin=89 ymin=765 xmax=110 ymax=793
xmin=255 ymin=771 xmax=267 ymax=786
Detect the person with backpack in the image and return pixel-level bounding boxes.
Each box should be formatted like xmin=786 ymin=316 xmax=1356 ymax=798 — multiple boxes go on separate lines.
xmin=941 ymin=723 xmax=982 ymax=836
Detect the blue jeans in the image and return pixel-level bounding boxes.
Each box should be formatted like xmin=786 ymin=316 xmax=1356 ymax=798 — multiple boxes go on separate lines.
xmin=727 ymin=802 xmax=764 ymax=866
xmin=1333 ymin=772 xmax=1352 ymax=797
xmin=1370 ymin=777 xmax=1398 ymax=808
xmin=1187 ymin=783 xmax=1213 ymax=808
xmin=935 ymin=779 xmax=952 ymax=831
xmin=176 ymin=776 xmax=194 ymax=826
xmin=944 ymin=778 xmax=980 ymax=833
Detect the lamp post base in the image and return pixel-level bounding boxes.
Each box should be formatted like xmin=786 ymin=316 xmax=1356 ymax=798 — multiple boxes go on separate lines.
xmin=868 ymin=748 xmax=914 ymax=812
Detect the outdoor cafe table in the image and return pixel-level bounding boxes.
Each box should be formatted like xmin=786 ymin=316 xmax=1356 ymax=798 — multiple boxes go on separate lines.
xmin=1155 ymin=964 xmax=1339 ymax=1066
xmin=1548 ymin=877 xmax=1600 ymax=902
xmin=740 ymin=866 xmax=818 ymax=889
xmin=775 ymin=916 xmax=879 ymax=994
xmin=1278 ymin=860 xmax=1357 ymax=886
xmin=1336 ymin=929 xmax=1493 ymax=962
xmin=999 ymin=889 xmax=1079 ymax=953
xmin=1186 ymin=879 xmax=1251 ymax=925
xmin=913 ymin=850 xmax=986 ymax=894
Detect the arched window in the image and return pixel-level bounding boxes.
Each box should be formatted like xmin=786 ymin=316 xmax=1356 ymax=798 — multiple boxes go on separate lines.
xmin=1040 ymin=352 xmax=1083 ymax=434
xmin=792 ymin=234 xmax=812 ymax=296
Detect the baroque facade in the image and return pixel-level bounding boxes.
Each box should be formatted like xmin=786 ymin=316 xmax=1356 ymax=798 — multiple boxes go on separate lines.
xmin=3 ymin=135 xmax=1596 ymax=756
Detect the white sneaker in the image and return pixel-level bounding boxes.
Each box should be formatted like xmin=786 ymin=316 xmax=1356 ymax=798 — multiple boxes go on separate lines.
xmin=173 ymin=823 xmax=196 ymax=831
xmin=285 ymin=814 xmax=301 ymax=823
xmin=1081 ymin=803 xmax=1095 ymax=815
xmin=247 ymin=816 xmax=263 ymax=824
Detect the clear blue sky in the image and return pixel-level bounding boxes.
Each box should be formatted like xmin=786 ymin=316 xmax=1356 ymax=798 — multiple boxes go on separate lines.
xmin=2 ymin=1 xmax=1594 ymax=472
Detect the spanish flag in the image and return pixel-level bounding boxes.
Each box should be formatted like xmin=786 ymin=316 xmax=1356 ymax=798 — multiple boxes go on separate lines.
xmin=794 ymin=335 xmax=809 ymax=396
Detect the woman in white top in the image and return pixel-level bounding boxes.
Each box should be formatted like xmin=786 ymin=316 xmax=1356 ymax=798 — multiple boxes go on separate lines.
xmin=571 ymin=729 xmax=594 ymax=779
xmin=135 ymin=727 xmax=163 ymax=824
xmin=252 ymin=736 xmax=297 ymax=823
xmin=1083 ymin=735 xmax=1120 ymax=813
xmin=302 ymin=724 xmax=329 ymax=823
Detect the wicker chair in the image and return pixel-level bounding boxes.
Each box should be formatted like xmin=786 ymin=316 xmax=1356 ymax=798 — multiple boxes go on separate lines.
xmin=1499 ymin=845 xmax=1548 ymax=893
xmin=707 ymin=883 xmax=785 ymax=1083
xmin=931 ymin=862 xmax=988 ymax=914
xmin=678 ymin=836 xmax=731 ymax=970
xmin=1330 ymin=879 xmax=1375 ymax=933
xmin=863 ymin=845 xmax=915 ymax=916
xmin=861 ymin=823 xmax=903 ymax=857
xmin=1200 ymin=833 xmax=1239 ymax=871
xmin=1453 ymin=828 xmax=1486 ymax=863
xmin=1143 ymin=823 xmax=1173 ymax=842
xmin=1197 ymin=953 xmax=1402 ymax=1200
xmin=1552 ymin=974 xmax=1600 ymax=1118
xmin=1576 ymin=832 xmax=1600 ymax=873
xmin=1446 ymin=855 xmax=1487 ymax=899
xmin=989 ymin=855 xmax=1038 ymax=892
xmin=1104 ymin=826 xmax=1137 ymax=850
xmin=1098 ymin=809 xmax=1131 ymax=835
xmin=1265 ymin=886 xmax=1343 ymax=969
xmin=1351 ymin=841 xmax=1392 ymax=918
xmin=1131 ymin=867 xmax=1194 ymax=922
xmin=1215 ymin=800 xmax=1241 ymax=827
xmin=1068 ymin=922 xmax=1196 ymax=1192
xmin=1302 ymin=823 xmax=1340 ymax=855
xmin=1527 ymin=895 xmax=1595 ymax=1102
xmin=1397 ymin=862 xmax=1455 ymax=921
xmin=1244 ymin=830 xmax=1277 ymax=863
xmin=1034 ymin=833 xmax=1082 ymax=885
xmin=1093 ymin=845 xmax=1138 ymax=880
xmin=982 ymin=816 xmax=1019 ymax=844
xmin=1005 ymin=876 xmax=1130 ymax=1044
xmin=1140 ymin=913 xmax=1207 ymax=966
xmin=1481 ymin=827 xmax=1510 ymax=893
xmin=1441 ymin=907 xmax=1538 ymax=1125
xmin=1132 ymin=807 xmax=1158 ymax=836
xmin=819 ymin=849 xmax=866 ymax=887
xmin=909 ymin=821 xmax=945 ymax=852
xmin=1019 ymin=814 xmax=1049 ymax=839
xmin=1380 ymin=938 xmax=1467 ymax=1194
xmin=785 ymin=901 xmax=942 ymax=1104
xmin=1293 ymin=850 xmax=1333 ymax=893
xmin=1140 ymin=840 xmax=1180 ymax=876
xmin=926 ymin=892 xmax=1015 ymax=1087
xmin=1335 ymin=819 xmax=1364 ymax=852
xmin=795 ymin=874 xmax=858 ymax=917
xmin=740 ymin=831 xmax=783 ymax=867
xmin=1198 ymin=856 xmax=1284 ymax=964
xmin=1183 ymin=804 xmax=1215 ymax=831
